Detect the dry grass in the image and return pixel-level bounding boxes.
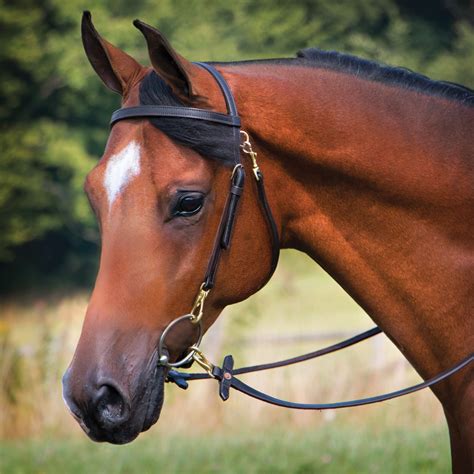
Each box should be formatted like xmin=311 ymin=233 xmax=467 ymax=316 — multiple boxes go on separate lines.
xmin=0 ymin=250 xmax=446 ymax=441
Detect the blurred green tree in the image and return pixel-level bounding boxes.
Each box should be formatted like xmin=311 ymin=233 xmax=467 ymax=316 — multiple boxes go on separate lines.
xmin=0 ymin=0 xmax=472 ymax=292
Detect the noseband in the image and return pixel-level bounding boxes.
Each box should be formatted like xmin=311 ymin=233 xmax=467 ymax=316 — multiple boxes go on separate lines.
xmin=111 ymin=63 xmax=473 ymax=410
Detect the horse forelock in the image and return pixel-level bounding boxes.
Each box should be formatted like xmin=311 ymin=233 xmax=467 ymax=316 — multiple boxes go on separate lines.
xmin=138 ymin=70 xmax=237 ymax=166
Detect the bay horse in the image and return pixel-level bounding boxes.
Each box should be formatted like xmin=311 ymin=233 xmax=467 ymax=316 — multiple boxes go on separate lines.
xmin=63 ymin=12 xmax=474 ymax=471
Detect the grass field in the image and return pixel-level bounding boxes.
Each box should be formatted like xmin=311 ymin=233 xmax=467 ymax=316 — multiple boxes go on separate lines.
xmin=0 ymin=426 xmax=450 ymax=474
xmin=0 ymin=250 xmax=450 ymax=472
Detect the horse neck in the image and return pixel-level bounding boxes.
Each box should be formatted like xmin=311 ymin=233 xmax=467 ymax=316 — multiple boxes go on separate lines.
xmin=231 ymin=63 xmax=473 ymax=379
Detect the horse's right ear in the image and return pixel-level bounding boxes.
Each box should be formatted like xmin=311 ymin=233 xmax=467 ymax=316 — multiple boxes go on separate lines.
xmin=81 ymin=11 xmax=142 ymax=95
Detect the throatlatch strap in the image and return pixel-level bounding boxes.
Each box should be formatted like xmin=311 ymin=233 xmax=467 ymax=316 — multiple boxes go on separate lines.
xmin=255 ymin=170 xmax=280 ymax=278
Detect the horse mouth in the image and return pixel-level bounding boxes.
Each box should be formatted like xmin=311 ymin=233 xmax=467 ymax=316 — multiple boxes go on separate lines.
xmin=140 ymin=364 xmax=167 ymax=434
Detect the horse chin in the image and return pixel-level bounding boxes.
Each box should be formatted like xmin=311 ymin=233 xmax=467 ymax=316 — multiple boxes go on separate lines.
xmin=82 ymin=364 xmax=166 ymax=445
xmin=140 ymin=365 xmax=166 ymax=433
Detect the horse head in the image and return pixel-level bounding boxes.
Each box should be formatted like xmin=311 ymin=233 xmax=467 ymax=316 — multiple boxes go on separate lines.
xmin=62 ymin=12 xmax=277 ymax=444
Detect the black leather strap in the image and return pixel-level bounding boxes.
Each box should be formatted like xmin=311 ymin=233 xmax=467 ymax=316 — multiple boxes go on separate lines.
xmin=203 ymin=165 xmax=245 ymax=290
xmin=233 ymin=326 xmax=382 ymax=375
xmin=218 ymin=353 xmax=473 ymax=409
xmin=111 ymin=105 xmax=241 ymax=127
xmin=194 ymin=62 xmax=238 ymax=116
xmin=111 ymin=62 xmax=240 ymax=125
xmin=167 ymin=333 xmax=473 ymax=410
xmin=167 ymin=327 xmax=382 ymax=387
xmin=255 ymin=171 xmax=280 ymax=279
xmin=221 ymin=166 xmax=245 ymax=249
xmin=195 ymin=62 xmax=241 ymax=165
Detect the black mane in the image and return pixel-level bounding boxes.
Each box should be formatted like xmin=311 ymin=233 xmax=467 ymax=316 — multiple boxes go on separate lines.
xmin=295 ymin=48 xmax=474 ymax=105
xmin=139 ymin=49 xmax=473 ymax=163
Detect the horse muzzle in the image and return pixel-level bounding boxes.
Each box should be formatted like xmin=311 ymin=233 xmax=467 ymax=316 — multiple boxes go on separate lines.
xmin=62 ymin=355 xmax=166 ymax=444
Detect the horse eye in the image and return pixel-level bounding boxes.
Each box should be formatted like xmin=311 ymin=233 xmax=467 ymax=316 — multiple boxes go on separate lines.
xmin=174 ymin=193 xmax=204 ymax=217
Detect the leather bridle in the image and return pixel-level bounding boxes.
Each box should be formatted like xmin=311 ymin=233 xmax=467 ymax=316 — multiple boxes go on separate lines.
xmin=111 ymin=62 xmax=279 ymax=369
xmin=110 ymin=63 xmax=473 ymax=410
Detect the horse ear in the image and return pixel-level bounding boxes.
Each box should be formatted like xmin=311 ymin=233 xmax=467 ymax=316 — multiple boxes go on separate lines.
xmin=81 ymin=11 xmax=142 ymax=95
xmin=133 ymin=19 xmax=204 ymax=105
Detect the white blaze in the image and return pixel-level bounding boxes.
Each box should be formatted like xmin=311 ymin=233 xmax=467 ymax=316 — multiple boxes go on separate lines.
xmin=104 ymin=141 xmax=141 ymax=208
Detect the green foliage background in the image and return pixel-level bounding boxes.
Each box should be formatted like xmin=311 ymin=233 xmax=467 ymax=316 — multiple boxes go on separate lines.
xmin=0 ymin=0 xmax=473 ymax=292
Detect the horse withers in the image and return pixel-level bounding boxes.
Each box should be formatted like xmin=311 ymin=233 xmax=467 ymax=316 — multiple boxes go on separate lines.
xmin=62 ymin=12 xmax=473 ymax=472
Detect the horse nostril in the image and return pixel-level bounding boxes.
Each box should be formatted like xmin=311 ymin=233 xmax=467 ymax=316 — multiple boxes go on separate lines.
xmin=94 ymin=384 xmax=130 ymax=427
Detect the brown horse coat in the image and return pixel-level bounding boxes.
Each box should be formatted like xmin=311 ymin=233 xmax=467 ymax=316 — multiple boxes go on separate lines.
xmin=63 ymin=12 xmax=474 ymax=472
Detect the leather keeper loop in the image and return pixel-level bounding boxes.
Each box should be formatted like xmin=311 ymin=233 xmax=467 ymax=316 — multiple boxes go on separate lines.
xmin=221 ymin=167 xmax=245 ymax=249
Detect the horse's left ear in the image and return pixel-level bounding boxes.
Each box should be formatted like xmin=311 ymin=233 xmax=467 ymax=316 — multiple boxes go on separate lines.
xmin=133 ymin=19 xmax=207 ymax=106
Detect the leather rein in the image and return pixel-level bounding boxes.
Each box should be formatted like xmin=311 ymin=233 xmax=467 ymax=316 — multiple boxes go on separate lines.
xmin=110 ymin=62 xmax=473 ymax=410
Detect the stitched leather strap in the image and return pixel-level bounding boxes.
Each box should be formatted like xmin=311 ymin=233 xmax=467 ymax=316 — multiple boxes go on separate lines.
xmin=111 ymin=105 xmax=241 ymax=127
xmin=203 ymin=165 xmax=245 ymax=290
xmin=194 ymin=62 xmax=238 ymax=116
xmin=167 ymin=333 xmax=473 ymax=410
xmin=167 ymin=327 xmax=382 ymax=386
xmin=233 ymin=326 xmax=381 ymax=375
xmin=215 ymin=353 xmax=473 ymax=409
xmin=194 ymin=62 xmax=241 ymax=164
xmin=255 ymin=170 xmax=280 ymax=279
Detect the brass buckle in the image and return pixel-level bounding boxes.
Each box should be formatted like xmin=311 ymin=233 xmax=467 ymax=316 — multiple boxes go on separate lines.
xmin=190 ymin=346 xmax=215 ymax=377
xmin=189 ymin=283 xmax=210 ymax=324
xmin=240 ymin=130 xmax=260 ymax=181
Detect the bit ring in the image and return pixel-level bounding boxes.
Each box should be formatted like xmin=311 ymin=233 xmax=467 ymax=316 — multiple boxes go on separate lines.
xmin=157 ymin=314 xmax=203 ymax=368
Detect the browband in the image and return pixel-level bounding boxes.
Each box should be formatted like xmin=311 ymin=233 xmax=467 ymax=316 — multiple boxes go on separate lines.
xmin=110 ymin=105 xmax=241 ymax=127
